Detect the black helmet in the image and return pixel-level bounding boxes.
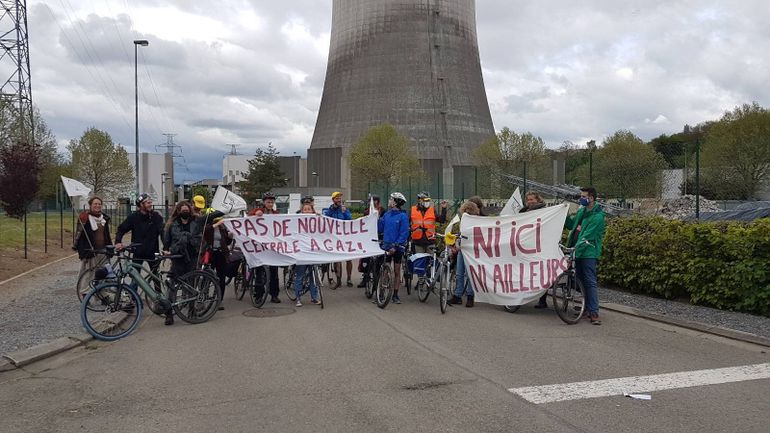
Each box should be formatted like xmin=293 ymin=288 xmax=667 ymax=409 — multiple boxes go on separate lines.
xmin=135 ymin=193 xmax=151 ymax=207
xmin=301 ymin=195 xmax=314 ymax=204
xmin=417 ymin=191 xmax=430 ymax=201
xmin=262 ymin=192 xmax=276 ymax=200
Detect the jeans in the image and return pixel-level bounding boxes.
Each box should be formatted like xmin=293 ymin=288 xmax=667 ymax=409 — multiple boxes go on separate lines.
xmin=575 ymin=258 xmax=599 ymax=314
xmin=454 ymin=251 xmax=474 ymax=297
xmin=293 ymin=265 xmax=319 ymax=301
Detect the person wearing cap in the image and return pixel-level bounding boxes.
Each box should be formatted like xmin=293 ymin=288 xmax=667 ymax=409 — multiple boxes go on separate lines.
xmin=409 ymin=192 xmax=448 ymax=289
xmin=324 ymin=191 xmax=353 ymax=288
xmin=247 ymin=192 xmax=282 ymax=303
xmin=115 ymin=193 xmax=164 ymax=273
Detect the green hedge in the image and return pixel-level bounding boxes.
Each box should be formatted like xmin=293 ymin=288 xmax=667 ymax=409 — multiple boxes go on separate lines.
xmin=599 ymin=217 xmax=770 ymax=316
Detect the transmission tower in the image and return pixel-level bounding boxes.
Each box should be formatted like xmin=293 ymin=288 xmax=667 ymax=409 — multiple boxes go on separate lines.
xmin=226 ymin=143 xmax=240 ymax=155
xmin=156 ymin=133 xmax=182 ymax=157
xmin=0 ymin=0 xmax=33 ymax=143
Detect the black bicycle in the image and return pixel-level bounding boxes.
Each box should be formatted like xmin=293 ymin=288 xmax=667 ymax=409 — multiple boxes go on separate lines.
xmin=551 ymin=245 xmax=585 ymax=324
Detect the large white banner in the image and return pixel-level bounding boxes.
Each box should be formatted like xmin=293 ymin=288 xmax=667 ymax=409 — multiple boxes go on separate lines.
xmin=224 ymin=213 xmax=383 ymax=267
xmin=460 ymin=203 xmax=569 ymax=305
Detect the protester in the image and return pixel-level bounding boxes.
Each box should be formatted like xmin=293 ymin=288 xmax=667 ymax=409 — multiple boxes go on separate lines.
xmin=249 ymin=192 xmax=282 ymax=303
xmin=293 ymin=203 xmax=322 ymax=307
xmin=565 ymin=187 xmax=606 ymax=325
xmin=378 ymin=192 xmax=410 ymax=304
xmin=467 ymin=196 xmax=486 ymax=216
xmin=115 ymin=193 xmax=164 ymax=275
xmin=74 ymin=196 xmax=113 ymax=297
xmin=409 ymin=192 xmax=448 ymax=289
xmin=203 ymin=215 xmax=231 ymax=306
xmin=520 ymin=192 xmax=549 ymax=308
xmin=297 ymin=196 xmax=315 ymax=214
xmin=449 ymin=201 xmax=480 ymax=307
xmin=358 ymin=195 xmax=385 ymax=288
xmin=324 ymin=191 xmax=353 ymax=288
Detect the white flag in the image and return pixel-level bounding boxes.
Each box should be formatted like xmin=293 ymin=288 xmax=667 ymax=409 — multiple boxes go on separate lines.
xmin=369 ymin=197 xmax=376 ymax=216
xmin=61 ymin=176 xmax=91 ymax=197
xmin=500 ymin=187 xmax=523 ymax=216
xmin=444 ymin=213 xmax=460 ymax=236
xmin=211 ymin=187 xmax=247 ymax=217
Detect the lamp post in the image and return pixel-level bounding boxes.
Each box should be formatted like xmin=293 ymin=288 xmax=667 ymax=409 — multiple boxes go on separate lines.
xmin=311 ymin=171 xmax=319 ymax=193
xmin=160 ymin=171 xmax=168 ymax=207
xmin=587 ymin=140 xmax=597 ymax=186
xmin=133 ymin=39 xmax=149 ymax=199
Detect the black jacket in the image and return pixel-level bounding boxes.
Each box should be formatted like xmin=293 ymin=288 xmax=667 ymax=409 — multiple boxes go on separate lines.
xmin=520 ymin=202 xmax=546 ymax=213
xmin=74 ymin=213 xmax=113 ymax=260
xmin=115 ymin=210 xmax=164 ymax=259
xmin=162 ymin=211 xmax=225 ymax=263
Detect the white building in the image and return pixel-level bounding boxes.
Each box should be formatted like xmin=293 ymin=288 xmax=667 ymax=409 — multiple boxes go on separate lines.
xmin=128 ymin=152 xmax=175 ymax=205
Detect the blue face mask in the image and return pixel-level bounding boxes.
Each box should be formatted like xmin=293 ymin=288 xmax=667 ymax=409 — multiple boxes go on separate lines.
xmin=579 ymin=197 xmax=590 ymax=207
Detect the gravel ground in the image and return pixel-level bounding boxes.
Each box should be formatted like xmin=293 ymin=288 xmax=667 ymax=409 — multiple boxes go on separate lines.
xmin=0 ymin=258 xmax=83 ymax=355
xmin=1 ymin=258 xmax=768 ymax=356
xmin=599 ymin=286 xmax=770 ymax=339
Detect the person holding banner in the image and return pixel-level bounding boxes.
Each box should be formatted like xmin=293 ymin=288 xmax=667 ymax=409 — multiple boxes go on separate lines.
xmin=324 ymin=191 xmax=353 ymax=289
xmin=293 ymin=203 xmax=322 ymax=307
xmin=565 ymin=187 xmax=606 ymax=325
xmin=358 ymin=195 xmax=385 ymax=288
xmin=378 ymin=192 xmax=410 ymax=304
xmin=521 ymin=192 xmax=549 ymax=309
xmin=409 ymin=192 xmax=448 ymax=289
xmin=248 ymin=192 xmax=282 ymax=303
xmin=449 ymin=200 xmax=480 ymax=307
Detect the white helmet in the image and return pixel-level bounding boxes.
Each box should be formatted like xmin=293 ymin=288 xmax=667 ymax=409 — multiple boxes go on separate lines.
xmin=390 ymin=192 xmax=406 ymax=208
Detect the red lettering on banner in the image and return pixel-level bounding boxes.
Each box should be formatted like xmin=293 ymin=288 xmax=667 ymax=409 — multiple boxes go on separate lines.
xmin=473 ymin=227 xmax=501 ymax=258
xmin=229 ymin=220 xmax=243 ymax=236
xmin=310 ymin=239 xmax=320 ymax=251
xmin=515 ymin=224 xmax=537 ymax=254
xmin=255 ymin=218 xmax=269 ymax=236
xmin=323 ymin=239 xmax=333 ymax=251
xmin=529 ymin=261 xmax=539 ymax=291
xmin=504 ymin=263 xmax=514 ymax=292
xmin=492 ymin=265 xmax=503 ymax=294
xmin=273 ymin=220 xmax=284 ymax=236
xmin=538 ymin=260 xmax=549 ymax=289
xmin=535 ymin=218 xmax=542 ymax=253
xmin=242 ymin=240 xmax=255 ymax=253
xmin=298 ymin=217 xmax=310 ymax=233
xmin=293 ymin=240 xmax=300 ymax=252
xmin=358 ymin=218 xmax=368 ymax=233
xmin=509 ymin=221 xmax=517 ymax=256
xmin=336 ymin=240 xmax=344 ymax=251
xmin=470 ymin=264 xmax=487 ymax=292
xmin=519 ymin=263 xmax=530 ymax=292
xmin=243 ymin=219 xmax=257 ymax=237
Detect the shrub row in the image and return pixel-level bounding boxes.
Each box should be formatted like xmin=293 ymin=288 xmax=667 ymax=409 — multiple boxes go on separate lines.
xmin=599 ymin=216 xmax=770 ymax=317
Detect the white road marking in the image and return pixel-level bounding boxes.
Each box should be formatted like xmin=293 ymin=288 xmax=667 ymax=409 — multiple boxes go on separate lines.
xmin=508 ymin=363 xmax=770 ymax=404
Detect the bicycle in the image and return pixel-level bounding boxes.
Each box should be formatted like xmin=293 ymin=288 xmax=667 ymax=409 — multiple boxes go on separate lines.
xmin=402 ymin=240 xmax=413 ymax=296
xmin=80 ymin=245 xmax=222 ymax=341
xmin=551 ymin=244 xmax=585 ymax=324
xmin=245 ymin=265 xmax=269 ymax=308
xmin=409 ymin=233 xmax=455 ymax=313
xmin=285 ymin=264 xmax=325 ymax=308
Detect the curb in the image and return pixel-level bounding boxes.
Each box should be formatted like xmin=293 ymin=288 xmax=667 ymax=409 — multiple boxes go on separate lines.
xmin=601 ymin=302 xmax=770 ymax=348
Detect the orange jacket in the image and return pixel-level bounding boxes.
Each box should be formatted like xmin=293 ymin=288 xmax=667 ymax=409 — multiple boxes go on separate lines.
xmin=410 ymin=205 xmax=437 ymax=242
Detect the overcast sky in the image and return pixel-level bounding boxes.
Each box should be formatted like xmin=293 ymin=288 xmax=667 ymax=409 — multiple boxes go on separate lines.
xmin=25 ymin=0 xmax=770 ymax=182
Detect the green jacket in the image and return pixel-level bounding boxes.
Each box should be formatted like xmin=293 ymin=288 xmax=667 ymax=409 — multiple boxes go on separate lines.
xmin=565 ymin=204 xmax=606 ymax=259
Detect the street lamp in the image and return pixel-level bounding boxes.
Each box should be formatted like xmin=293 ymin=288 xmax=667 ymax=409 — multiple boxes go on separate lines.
xmin=587 ymin=140 xmax=597 ymax=186
xmin=160 ymin=171 xmax=168 ymax=204
xmin=311 ymin=171 xmax=319 ymax=192
xmin=134 ymin=39 xmax=149 ymax=199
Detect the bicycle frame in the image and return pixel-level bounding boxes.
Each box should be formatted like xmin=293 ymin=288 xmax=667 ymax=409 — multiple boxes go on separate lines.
xmin=117 ymin=257 xmax=197 ymax=307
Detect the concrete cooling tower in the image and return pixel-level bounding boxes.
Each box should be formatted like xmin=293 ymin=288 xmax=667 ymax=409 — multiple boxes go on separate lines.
xmin=308 ymin=0 xmax=495 ymax=199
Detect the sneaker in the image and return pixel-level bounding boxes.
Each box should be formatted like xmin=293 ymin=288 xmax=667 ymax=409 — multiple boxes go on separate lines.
xmin=270 ymin=296 xmax=281 ymax=304
xmin=164 ymin=314 xmax=174 ymax=326
xmin=295 ymin=300 xmax=302 ymax=307
xmin=218 ymin=305 xmax=225 ymax=311
xmin=534 ymin=302 xmax=548 ymax=309
xmin=465 ymin=296 xmax=475 ymax=308
xmin=310 ymin=299 xmax=321 ymax=305
xmin=590 ymin=313 xmax=602 ymax=325
xmin=449 ymin=295 xmax=463 ymax=305
xmin=392 ymin=294 xmax=401 ymax=304
xmin=346 ymin=279 xmax=353 ymax=287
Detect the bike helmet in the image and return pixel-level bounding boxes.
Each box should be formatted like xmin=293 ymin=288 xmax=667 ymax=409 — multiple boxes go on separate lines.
xmin=262 ymin=192 xmax=276 ymax=200
xmin=301 ymin=195 xmax=314 ymax=204
xmin=135 ymin=193 xmax=151 ymax=207
xmin=417 ymin=191 xmax=430 ymax=201
xmin=390 ymin=192 xmax=406 ymax=208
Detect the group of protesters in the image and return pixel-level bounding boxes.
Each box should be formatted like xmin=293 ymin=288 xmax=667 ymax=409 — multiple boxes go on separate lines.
xmin=74 ymin=186 xmax=606 ymax=326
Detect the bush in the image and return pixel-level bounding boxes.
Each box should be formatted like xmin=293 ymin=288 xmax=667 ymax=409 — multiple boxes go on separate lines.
xmin=599 ymin=217 xmax=770 ymax=317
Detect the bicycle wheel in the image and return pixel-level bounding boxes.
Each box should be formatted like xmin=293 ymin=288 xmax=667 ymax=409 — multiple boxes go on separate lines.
xmin=313 ymin=266 xmax=324 ymax=309
xmin=250 ymin=267 xmax=269 ymax=308
xmin=503 ymin=305 xmax=521 ymax=313
xmin=234 ymin=262 xmax=247 ymax=300
xmin=81 ymin=282 xmax=142 ymax=341
xmin=403 ymin=263 xmax=412 ymax=296
xmin=76 ymin=266 xmax=97 ymax=302
xmin=375 ymin=263 xmax=392 ymax=309
xmin=284 ymin=266 xmax=297 ymax=301
xmin=416 ymin=277 xmax=430 ymax=302
xmin=439 ymin=265 xmax=449 ymax=314
xmin=173 ymin=270 xmax=222 ymax=324
xmin=552 ymin=272 xmax=585 ymax=325
xmin=364 ymin=271 xmax=375 ymax=299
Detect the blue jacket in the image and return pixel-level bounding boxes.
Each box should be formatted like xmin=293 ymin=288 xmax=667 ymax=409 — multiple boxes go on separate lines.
xmin=324 ymin=204 xmax=351 ymax=220
xmin=379 ymin=208 xmax=409 ymax=249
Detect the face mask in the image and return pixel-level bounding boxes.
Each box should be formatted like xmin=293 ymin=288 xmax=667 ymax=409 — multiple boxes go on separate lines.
xmin=421 ymin=201 xmax=432 ymax=209
xmin=180 ymin=211 xmax=191 ymax=218
xmin=578 ymin=197 xmax=590 ymax=207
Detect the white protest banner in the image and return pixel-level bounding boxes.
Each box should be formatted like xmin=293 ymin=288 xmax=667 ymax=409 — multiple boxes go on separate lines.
xmin=499 ymin=187 xmax=523 ymax=216
xmin=211 ymin=187 xmax=248 ymax=217
xmin=460 ymin=203 xmax=569 ymax=305
xmin=223 ymin=213 xmax=383 ymax=267
xmin=61 ymin=175 xmax=91 ymax=197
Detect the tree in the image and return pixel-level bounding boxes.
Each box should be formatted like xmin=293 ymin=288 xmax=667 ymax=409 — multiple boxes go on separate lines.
xmin=593 ymin=130 xmax=667 ymax=200
xmin=191 ymin=185 xmax=211 ymax=204
xmin=240 ymin=143 xmax=287 ymax=203
xmin=474 ymin=127 xmax=549 ymax=197
xmin=68 ymin=127 xmax=134 ymax=198
xmin=701 ymin=102 xmax=770 ymax=199
xmin=0 ymin=140 xmax=40 ymax=218
xmin=349 ymin=123 xmax=420 ymax=194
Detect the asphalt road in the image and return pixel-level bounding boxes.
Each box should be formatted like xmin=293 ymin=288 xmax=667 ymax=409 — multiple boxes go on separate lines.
xmin=1 ymin=280 xmax=768 ymax=433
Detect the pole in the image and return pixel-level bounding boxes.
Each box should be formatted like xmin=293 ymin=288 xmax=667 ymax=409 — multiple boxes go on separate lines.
xmin=58 ymin=181 xmax=63 ymax=248
xmin=589 ymin=152 xmax=593 ymax=186
xmin=44 ymin=201 xmax=48 ymax=253
xmin=134 ymin=43 xmax=140 ymax=198
xmin=523 ymin=161 xmax=528 ymax=194
xmin=695 ymin=138 xmax=700 ymax=220
xmin=474 ymin=167 xmax=478 ymax=196
xmin=23 ymin=209 xmax=27 ymax=259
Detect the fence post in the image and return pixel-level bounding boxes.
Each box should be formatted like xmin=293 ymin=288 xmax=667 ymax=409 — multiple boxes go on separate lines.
xmin=523 ymin=161 xmax=528 ymax=194
xmin=695 ymin=138 xmax=700 ymax=220
xmin=24 ymin=209 xmax=28 ymax=259
xmin=60 ymin=197 xmax=63 ymax=249
xmin=44 ymin=201 xmax=48 ymax=253
xmin=474 ymin=167 xmax=478 ymax=196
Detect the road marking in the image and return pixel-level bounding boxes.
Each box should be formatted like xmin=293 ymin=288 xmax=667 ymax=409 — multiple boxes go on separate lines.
xmin=508 ymin=363 xmax=770 ymax=404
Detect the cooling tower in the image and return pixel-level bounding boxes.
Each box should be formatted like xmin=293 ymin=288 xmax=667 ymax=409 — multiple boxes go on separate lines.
xmin=308 ymin=0 xmax=495 ymax=199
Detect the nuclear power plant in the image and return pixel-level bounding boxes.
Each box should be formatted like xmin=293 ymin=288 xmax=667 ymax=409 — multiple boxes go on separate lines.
xmin=308 ymin=0 xmax=495 ymax=199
